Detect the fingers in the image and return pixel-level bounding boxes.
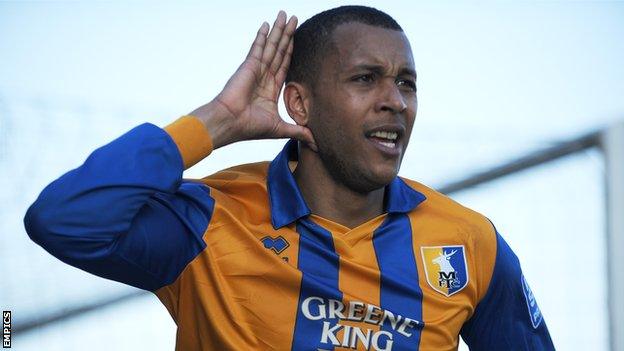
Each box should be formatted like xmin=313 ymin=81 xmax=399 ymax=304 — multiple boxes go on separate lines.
xmin=275 ymin=38 xmax=294 ymax=91
xmin=275 ymin=121 xmax=318 ymax=152
xmin=269 ymin=15 xmax=297 ymax=74
xmin=261 ymin=11 xmax=287 ymax=72
xmin=246 ymin=22 xmax=270 ymax=62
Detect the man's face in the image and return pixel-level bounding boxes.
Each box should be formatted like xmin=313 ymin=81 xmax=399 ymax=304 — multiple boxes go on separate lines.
xmin=307 ymin=22 xmax=417 ymax=194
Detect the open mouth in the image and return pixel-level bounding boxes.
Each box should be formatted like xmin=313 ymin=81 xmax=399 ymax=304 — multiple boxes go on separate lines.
xmin=366 ymin=130 xmax=399 ymax=149
xmin=364 ymin=123 xmax=405 ymax=155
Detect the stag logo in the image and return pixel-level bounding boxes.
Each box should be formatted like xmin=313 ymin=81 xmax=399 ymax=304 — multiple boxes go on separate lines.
xmin=432 ymin=249 xmax=460 ymax=289
xmin=421 ymin=245 xmax=469 ymax=297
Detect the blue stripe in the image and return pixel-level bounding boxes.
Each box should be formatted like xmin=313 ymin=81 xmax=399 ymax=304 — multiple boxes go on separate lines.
xmin=291 ymin=218 xmax=342 ymax=350
xmin=373 ymin=213 xmax=424 ymax=349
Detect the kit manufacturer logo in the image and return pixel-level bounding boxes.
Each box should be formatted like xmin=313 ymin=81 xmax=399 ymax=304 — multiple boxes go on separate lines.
xmin=260 ymin=235 xmax=290 ymax=255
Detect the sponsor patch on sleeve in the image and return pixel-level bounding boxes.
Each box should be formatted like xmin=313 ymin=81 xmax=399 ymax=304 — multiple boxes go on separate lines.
xmin=521 ymin=274 xmax=543 ymax=328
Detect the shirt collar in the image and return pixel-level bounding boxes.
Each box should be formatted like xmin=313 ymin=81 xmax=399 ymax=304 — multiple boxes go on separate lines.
xmin=267 ymin=139 xmax=427 ymax=229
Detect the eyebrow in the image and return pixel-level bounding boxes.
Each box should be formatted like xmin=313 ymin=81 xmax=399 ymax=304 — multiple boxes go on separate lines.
xmin=350 ymin=64 xmax=417 ymax=79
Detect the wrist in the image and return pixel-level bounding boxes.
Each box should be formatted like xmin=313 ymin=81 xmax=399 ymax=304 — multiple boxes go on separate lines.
xmin=190 ymin=100 xmax=239 ymax=149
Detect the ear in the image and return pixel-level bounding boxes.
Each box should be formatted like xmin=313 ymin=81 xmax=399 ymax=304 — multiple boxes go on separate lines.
xmin=283 ymin=82 xmax=311 ymax=126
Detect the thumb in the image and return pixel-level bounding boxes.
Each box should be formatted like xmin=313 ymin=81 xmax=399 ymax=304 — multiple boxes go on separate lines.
xmin=275 ymin=121 xmax=318 ymax=152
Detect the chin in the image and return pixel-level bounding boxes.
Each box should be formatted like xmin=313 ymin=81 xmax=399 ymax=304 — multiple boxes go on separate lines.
xmin=371 ymin=164 xmax=400 ymax=183
xmin=319 ymin=146 xmax=398 ymax=193
xmin=349 ymin=168 xmax=398 ymax=194
xmin=372 ymin=172 xmax=398 ymax=188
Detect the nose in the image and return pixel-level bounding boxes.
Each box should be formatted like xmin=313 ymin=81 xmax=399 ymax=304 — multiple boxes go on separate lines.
xmin=375 ymin=78 xmax=407 ymax=113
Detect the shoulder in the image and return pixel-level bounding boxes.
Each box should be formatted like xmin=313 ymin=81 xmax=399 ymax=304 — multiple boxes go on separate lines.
xmin=400 ymin=177 xmax=494 ymax=237
xmin=178 ymin=161 xmax=272 ymax=232
xmin=180 ymin=161 xmax=271 ymax=213
xmin=400 ymin=177 xmax=498 ymax=300
xmin=192 ymin=161 xmax=270 ymax=192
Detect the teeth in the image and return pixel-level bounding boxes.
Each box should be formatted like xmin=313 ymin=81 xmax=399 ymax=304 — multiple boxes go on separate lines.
xmin=370 ymin=131 xmax=398 ymax=140
xmin=378 ymin=141 xmax=396 ymax=148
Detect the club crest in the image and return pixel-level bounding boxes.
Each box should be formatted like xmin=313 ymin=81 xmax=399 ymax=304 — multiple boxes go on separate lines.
xmin=421 ymin=245 xmax=469 ymax=297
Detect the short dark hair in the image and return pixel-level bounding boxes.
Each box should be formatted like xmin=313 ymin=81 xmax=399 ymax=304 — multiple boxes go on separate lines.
xmin=286 ymin=5 xmax=403 ymax=88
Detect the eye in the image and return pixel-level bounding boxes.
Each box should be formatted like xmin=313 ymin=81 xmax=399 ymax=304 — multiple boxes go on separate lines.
xmin=353 ymin=73 xmax=375 ymax=83
xmin=396 ymin=78 xmax=417 ymax=92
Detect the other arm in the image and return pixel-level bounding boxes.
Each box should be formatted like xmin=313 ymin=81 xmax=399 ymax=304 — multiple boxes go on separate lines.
xmin=460 ymin=229 xmax=556 ymax=350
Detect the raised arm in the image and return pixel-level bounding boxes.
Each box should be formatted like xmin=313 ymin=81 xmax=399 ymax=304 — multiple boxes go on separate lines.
xmin=190 ymin=11 xmax=315 ymax=151
xmin=23 ymin=11 xmax=312 ymax=292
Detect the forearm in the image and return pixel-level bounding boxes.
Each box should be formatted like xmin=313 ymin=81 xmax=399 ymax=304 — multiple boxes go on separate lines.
xmin=189 ymin=99 xmax=240 ymax=150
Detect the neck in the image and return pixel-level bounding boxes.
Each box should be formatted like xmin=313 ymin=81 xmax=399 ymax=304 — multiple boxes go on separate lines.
xmin=293 ymin=145 xmax=385 ymax=229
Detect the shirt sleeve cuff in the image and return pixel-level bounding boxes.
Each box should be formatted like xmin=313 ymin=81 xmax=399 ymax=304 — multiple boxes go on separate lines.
xmin=164 ymin=115 xmax=213 ymax=169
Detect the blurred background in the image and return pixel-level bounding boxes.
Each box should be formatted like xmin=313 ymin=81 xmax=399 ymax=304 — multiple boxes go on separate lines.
xmin=1 ymin=1 xmax=623 ymax=350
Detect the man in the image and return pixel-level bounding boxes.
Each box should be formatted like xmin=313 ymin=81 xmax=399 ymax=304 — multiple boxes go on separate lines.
xmin=24 ymin=5 xmax=555 ymax=351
